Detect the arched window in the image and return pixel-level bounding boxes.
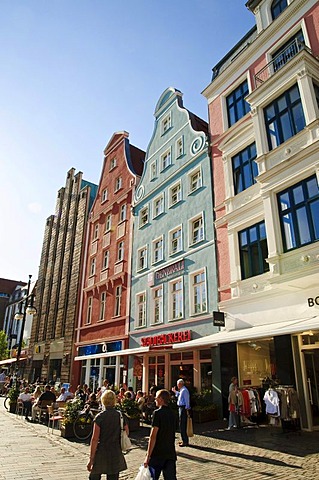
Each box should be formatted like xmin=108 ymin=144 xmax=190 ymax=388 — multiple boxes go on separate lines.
xmin=271 ymin=0 xmax=288 ymax=20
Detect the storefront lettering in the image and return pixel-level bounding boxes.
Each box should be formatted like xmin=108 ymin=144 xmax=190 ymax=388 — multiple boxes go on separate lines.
xmin=155 ymin=260 xmax=185 ymax=281
xmin=141 ymin=329 xmax=191 ymax=347
xmin=308 ymin=296 xmax=319 ymax=307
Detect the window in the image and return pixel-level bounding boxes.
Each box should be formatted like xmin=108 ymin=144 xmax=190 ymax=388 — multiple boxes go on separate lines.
xmin=239 ymin=221 xmax=269 ymax=279
xmin=161 ymin=150 xmax=171 ymax=171
xmin=153 ymin=195 xmax=164 ymax=217
xmin=105 ymin=214 xmax=112 ymax=232
xmin=226 ymin=80 xmax=250 ymax=127
xmin=115 ymin=176 xmax=122 ymax=192
xmin=102 ymin=250 xmax=109 ymax=269
xmin=120 ymin=204 xmax=127 ymax=222
xmin=189 ymin=168 xmax=202 ymax=193
xmin=153 ymin=237 xmax=163 ymax=263
xmin=190 ymin=214 xmax=204 ymax=245
xmin=102 ymin=189 xmax=108 ymax=203
xmin=110 ymin=158 xmax=117 ymax=170
xmin=271 ymin=0 xmax=288 ymax=20
xmin=151 ymin=287 xmax=163 ymax=324
xmin=162 ymin=114 xmax=171 ymax=134
xmin=314 ymin=83 xmax=319 ymax=110
xmin=90 ymin=258 xmax=96 ymax=276
xmin=264 ymin=84 xmax=305 ymax=151
xmin=139 ymin=206 xmax=149 ymax=227
xmin=137 ymin=246 xmax=147 ymax=271
xmin=150 ymin=161 xmax=157 ymax=180
xmin=169 ymin=183 xmax=182 ymax=206
xmin=136 ymin=292 xmax=146 ymax=327
xmin=191 ymin=270 xmax=207 ymax=315
xmin=272 ymin=31 xmax=304 ymax=73
xmin=114 ymin=286 xmax=122 ymax=317
xmin=170 ymin=226 xmax=182 ymax=255
xmin=232 ymin=143 xmax=258 ymax=194
xmin=117 ymin=241 xmax=124 ymax=262
xmin=99 ymin=292 xmax=106 ymax=321
xmin=176 ymin=137 xmax=183 ymax=157
xmin=86 ymin=297 xmax=92 ymax=324
xmin=93 ymin=224 xmax=99 ymax=240
xmin=169 ymin=278 xmax=183 ymax=320
xmin=277 ymin=175 xmax=319 ymax=251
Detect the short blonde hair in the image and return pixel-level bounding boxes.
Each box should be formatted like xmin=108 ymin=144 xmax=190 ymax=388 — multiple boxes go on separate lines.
xmin=101 ymin=389 xmax=116 ymax=407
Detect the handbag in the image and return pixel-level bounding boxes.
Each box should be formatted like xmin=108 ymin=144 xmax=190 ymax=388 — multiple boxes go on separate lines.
xmin=134 ymin=465 xmax=152 ymax=480
xmin=120 ymin=413 xmax=132 ymax=452
xmin=186 ymin=414 xmax=194 ymax=437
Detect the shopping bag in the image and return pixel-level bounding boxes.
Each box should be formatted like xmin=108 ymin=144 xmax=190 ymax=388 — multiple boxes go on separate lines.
xmin=134 ymin=465 xmax=152 ymax=480
xmin=120 ymin=413 xmax=132 ymax=452
xmin=186 ymin=415 xmax=194 ymax=437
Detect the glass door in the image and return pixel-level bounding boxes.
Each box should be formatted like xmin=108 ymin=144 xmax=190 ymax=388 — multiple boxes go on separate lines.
xmin=303 ymin=349 xmax=319 ymax=427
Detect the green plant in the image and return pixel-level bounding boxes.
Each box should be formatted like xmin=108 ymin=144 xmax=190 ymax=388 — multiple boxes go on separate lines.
xmin=62 ymin=398 xmax=83 ymax=425
xmin=8 ymin=387 xmax=20 ymax=404
xmin=116 ymin=399 xmax=140 ymax=419
xmin=192 ymin=389 xmax=217 ymax=412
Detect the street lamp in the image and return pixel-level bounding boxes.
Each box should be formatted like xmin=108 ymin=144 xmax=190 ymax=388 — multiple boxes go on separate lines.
xmin=14 ymin=274 xmax=37 ymax=376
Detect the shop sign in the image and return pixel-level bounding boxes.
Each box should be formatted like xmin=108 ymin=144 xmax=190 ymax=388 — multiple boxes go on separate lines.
xmin=308 ymin=296 xmax=319 ymax=307
xmin=141 ymin=329 xmax=191 ymax=347
xmin=78 ymin=340 xmax=122 ymax=357
xmin=213 ymin=311 xmax=225 ymax=327
xmin=155 ymin=260 xmax=185 ymax=284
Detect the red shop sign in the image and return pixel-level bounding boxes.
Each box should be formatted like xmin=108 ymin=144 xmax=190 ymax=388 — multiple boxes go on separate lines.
xmin=141 ymin=330 xmax=191 ymax=347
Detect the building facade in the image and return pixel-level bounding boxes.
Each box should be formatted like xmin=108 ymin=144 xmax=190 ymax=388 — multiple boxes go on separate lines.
xmin=26 ymin=168 xmax=97 ymax=384
xmin=198 ymin=0 xmax=319 ymax=429
xmin=129 ymin=88 xmax=218 ymax=394
xmin=73 ymin=132 xmax=145 ymax=391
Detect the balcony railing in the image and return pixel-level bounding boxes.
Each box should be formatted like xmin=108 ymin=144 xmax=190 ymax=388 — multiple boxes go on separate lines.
xmin=254 ymin=39 xmax=312 ymax=88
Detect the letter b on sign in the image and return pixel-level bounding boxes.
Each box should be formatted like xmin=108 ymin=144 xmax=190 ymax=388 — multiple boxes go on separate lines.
xmin=308 ymin=296 xmax=319 ymax=307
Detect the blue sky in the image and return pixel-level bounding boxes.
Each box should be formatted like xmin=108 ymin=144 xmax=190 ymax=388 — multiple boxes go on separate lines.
xmin=0 ymin=1 xmax=254 ymax=281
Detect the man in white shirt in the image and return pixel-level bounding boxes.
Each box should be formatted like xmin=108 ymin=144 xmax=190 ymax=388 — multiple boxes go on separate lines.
xmin=173 ymin=379 xmax=191 ymax=447
xmin=56 ymin=387 xmax=73 ymax=402
xmin=18 ymin=387 xmax=33 ymax=420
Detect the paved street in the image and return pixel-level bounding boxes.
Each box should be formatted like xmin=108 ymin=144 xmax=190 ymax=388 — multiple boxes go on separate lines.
xmin=1 ymin=399 xmax=319 ymax=480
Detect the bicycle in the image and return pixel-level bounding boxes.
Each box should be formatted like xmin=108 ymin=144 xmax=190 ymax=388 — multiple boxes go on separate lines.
xmin=73 ymin=406 xmax=99 ymax=441
xmin=4 ymin=395 xmax=10 ymax=411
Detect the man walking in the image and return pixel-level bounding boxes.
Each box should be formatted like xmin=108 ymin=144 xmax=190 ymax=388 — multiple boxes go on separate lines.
xmin=144 ymin=389 xmax=177 ymax=480
xmin=173 ymin=379 xmax=190 ymax=447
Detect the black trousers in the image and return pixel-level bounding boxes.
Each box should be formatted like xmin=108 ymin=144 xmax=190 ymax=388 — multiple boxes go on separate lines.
xmin=149 ymin=458 xmax=177 ymax=480
xmin=178 ymin=406 xmax=188 ymax=444
xmin=89 ymin=474 xmax=119 ymax=480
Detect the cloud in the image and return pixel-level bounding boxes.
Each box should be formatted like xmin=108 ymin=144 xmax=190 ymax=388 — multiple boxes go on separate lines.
xmin=27 ymin=202 xmax=42 ymax=214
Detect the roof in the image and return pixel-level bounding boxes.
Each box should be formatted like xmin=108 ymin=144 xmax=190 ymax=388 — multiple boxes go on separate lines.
xmin=187 ymin=110 xmax=208 ymax=135
xmin=0 ymin=279 xmax=26 ymax=295
xmin=129 ymin=144 xmax=145 ymax=177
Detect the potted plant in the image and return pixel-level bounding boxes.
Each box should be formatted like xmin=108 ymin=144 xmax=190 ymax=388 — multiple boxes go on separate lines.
xmin=191 ymin=390 xmax=218 ymax=423
xmin=8 ymin=386 xmax=20 ymax=414
xmin=60 ymin=398 xmax=83 ymax=438
xmin=117 ymin=398 xmax=141 ymax=431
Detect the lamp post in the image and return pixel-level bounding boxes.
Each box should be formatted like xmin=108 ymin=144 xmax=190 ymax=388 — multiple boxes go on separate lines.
xmin=14 ymin=274 xmax=37 ymax=379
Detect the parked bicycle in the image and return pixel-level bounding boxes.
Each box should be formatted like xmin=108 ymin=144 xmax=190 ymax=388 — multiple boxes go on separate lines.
xmin=73 ymin=405 xmax=99 ymax=441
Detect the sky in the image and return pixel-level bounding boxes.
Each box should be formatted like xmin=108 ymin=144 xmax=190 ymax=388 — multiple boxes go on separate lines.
xmin=0 ymin=1 xmax=254 ymax=282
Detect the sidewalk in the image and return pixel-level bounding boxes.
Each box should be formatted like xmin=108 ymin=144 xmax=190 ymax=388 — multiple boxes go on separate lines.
xmin=1 ymin=398 xmax=319 ymax=479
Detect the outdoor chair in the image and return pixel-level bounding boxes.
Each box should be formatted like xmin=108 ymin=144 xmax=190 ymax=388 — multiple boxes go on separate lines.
xmin=16 ymin=400 xmax=24 ymax=419
xmin=47 ymin=404 xmax=65 ymax=434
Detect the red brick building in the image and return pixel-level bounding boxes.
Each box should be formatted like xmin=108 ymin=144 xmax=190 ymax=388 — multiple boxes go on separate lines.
xmin=72 ymin=132 xmax=144 ymax=390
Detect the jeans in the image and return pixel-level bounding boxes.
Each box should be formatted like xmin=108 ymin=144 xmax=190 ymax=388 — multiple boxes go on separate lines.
xmin=178 ymin=406 xmax=188 ymax=444
xmin=89 ymin=474 xmax=119 ymax=480
xmin=149 ymin=459 xmax=177 ymax=480
xmin=228 ymin=411 xmax=238 ymax=428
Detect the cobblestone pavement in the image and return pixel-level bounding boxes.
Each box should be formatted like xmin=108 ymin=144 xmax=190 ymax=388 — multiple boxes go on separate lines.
xmin=1 ymin=399 xmax=319 ymax=480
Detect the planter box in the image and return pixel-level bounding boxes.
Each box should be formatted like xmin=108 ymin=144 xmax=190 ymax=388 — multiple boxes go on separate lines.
xmin=193 ymin=409 xmax=218 ymax=424
xmin=128 ymin=417 xmax=140 ymax=432
xmin=60 ymin=423 xmax=75 ymax=439
xmin=9 ymin=402 xmax=17 ymax=414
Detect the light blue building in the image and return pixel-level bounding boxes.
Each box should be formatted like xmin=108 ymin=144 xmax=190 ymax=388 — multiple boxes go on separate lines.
xmin=129 ymin=88 xmax=219 ymax=393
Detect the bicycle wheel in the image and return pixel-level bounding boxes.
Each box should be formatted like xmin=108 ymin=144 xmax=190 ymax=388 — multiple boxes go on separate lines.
xmin=73 ymin=413 xmax=93 ymax=441
xmin=4 ymin=396 xmax=10 ymax=410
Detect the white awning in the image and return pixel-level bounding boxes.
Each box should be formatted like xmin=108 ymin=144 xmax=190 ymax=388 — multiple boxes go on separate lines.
xmin=74 ymin=346 xmax=149 ymax=362
xmin=0 ymin=357 xmax=27 ymax=366
xmin=172 ymin=315 xmax=319 ymax=350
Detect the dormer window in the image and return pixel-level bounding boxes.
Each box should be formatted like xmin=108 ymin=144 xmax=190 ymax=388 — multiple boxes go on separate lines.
xmin=271 ymin=0 xmax=288 ymax=20
xmin=162 ymin=114 xmax=171 ymax=134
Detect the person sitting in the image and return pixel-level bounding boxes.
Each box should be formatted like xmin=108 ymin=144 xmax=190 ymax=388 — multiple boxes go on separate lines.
xmin=56 ymin=387 xmax=74 ymax=402
xmin=128 ymin=386 xmax=136 ymax=400
xmin=31 ymin=384 xmax=57 ymax=422
xmin=85 ymin=393 xmax=100 ymax=411
xmin=18 ymin=387 xmax=33 ymax=420
xmin=136 ymin=390 xmax=146 ymax=417
xmin=124 ymin=391 xmax=132 ymax=400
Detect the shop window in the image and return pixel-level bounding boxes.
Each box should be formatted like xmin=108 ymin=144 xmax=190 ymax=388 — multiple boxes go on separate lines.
xmin=200 ymin=363 xmax=212 ymax=390
xmin=136 ymin=292 xmax=146 ymax=328
xmin=190 ymin=269 xmax=207 ymax=315
xmin=239 ymin=221 xmax=269 ymax=279
xmin=148 ymin=355 xmax=165 ymax=389
xmin=238 ymin=338 xmax=276 ymax=387
xmin=264 ymin=84 xmax=305 ymax=151
xmin=226 ymin=80 xmax=250 ymax=127
xmin=232 ymin=143 xmax=258 ymax=194
xmin=200 ymin=349 xmax=211 ymax=360
xmin=271 ymin=0 xmax=288 ymax=20
xmin=277 ymin=175 xmax=319 ymax=251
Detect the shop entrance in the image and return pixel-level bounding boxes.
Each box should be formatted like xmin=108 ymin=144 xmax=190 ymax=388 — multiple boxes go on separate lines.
xmin=303 ymin=349 xmax=319 ymax=427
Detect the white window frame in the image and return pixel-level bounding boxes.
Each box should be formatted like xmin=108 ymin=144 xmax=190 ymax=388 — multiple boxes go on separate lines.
xmin=117 ymin=241 xmax=124 ymax=262
xmin=137 ymin=245 xmax=148 ymax=271
xmin=136 ymin=291 xmax=146 ymax=328
xmin=105 ymin=214 xmax=112 ymax=233
xmin=102 ymin=250 xmax=109 ymax=270
xmin=176 ymin=136 xmax=184 ymax=158
xmin=153 ymin=194 xmax=164 ymax=218
xmin=115 ymin=176 xmax=122 ymax=192
xmin=114 ymin=285 xmax=122 ymax=317
xmin=152 ymin=236 xmax=164 ymax=264
xmin=162 ymin=113 xmax=171 ymax=134
xmin=119 ymin=204 xmax=127 ymax=222
xmin=169 ymin=181 xmax=182 ymax=207
xmin=110 ymin=158 xmax=117 ymax=171
xmin=189 ymin=268 xmax=207 ymax=316
xmin=93 ymin=224 xmax=99 ymax=240
xmin=189 ymin=167 xmax=202 ymax=194
xmin=90 ymin=257 xmax=96 ymax=276
xmin=99 ymin=291 xmax=106 ymax=321
xmin=139 ymin=206 xmax=149 ymax=228
xmin=189 ymin=213 xmax=204 ymax=246
xmin=169 ymin=225 xmax=183 ymax=256
xmin=86 ymin=296 xmax=93 ymax=325
xmin=102 ymin=188 xmax=108 ymax=203
xmin=168 ymin=276 xmax=184 ymax=321
xmin=150 ymin=160 xmax=157 ymax=180
xmin=151 ymin=286 xmax=163 ymax=325
xmin=160 ymin=148 xmax=172 ymax=171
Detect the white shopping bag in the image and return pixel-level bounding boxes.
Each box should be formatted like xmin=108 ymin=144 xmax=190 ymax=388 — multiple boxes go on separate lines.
xmin=134 ymin=465 xmax=152 ymax=480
